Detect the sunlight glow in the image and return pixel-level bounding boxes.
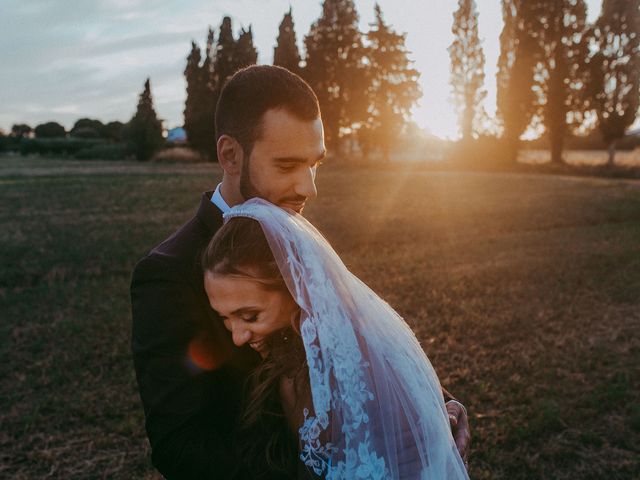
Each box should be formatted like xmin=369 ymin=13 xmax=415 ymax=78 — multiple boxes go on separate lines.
xmin=0 ymin=0 xmax=619 ymax=139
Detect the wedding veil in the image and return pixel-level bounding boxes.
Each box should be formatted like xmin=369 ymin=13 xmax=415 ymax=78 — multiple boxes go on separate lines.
xmin=225 ymin=198 xmax=469 ymax=480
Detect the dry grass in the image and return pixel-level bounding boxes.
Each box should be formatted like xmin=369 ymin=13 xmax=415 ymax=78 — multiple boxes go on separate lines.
xmin=1 ymin=155 xmax=638 ymax=479
xmin=520 ymin=148 xmax=640 ymax=167
xmin=151 ymin=147 xmax=208 ymax=164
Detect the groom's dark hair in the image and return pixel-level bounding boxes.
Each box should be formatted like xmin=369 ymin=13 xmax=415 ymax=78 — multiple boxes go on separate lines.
xmin=215 ymin=65 xmax=321 ymax=156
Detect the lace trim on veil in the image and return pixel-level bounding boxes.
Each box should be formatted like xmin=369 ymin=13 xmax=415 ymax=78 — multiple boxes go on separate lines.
xmin=224 ymin=200 xmax=469 ymax=480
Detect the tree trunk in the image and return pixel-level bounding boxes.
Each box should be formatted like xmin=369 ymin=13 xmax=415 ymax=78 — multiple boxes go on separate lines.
xmin=462 ymin=103 xmax=473 ymax=142
xmin=550 ymin=132 xmax=564 ymax=164
xmin=607 ymin=140 xmax=616 ymax=166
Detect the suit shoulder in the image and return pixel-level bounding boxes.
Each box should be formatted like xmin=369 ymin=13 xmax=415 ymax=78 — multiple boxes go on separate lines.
xmin=132 ymin=215 xmax=212 ymax=285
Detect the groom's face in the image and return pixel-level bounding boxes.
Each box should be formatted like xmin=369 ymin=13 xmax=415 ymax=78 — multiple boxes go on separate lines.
xmin=239 ymin=109 xmax=325 ymax=213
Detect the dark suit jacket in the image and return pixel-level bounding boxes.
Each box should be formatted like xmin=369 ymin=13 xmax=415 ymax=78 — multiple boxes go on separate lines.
xmin=131 ymin=191 xmax=273 ymax=479
xmin=131 ymin=191 xmax=455 ymax=479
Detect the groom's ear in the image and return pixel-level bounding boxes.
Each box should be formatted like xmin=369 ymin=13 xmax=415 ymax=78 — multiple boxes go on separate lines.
xmin=217 ymin=135 xmax=244 ymax=175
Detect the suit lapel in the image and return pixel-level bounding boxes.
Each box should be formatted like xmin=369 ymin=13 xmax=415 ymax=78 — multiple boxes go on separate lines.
xmin=197 ymin=191 xmax=224 ymax=236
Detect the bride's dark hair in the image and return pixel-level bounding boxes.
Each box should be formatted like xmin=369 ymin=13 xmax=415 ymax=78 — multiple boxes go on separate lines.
xmin=202 ymin=217 xmax=308 ymax=477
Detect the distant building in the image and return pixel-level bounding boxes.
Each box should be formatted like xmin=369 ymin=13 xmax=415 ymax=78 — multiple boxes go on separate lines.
xmin=167 ymin=127 xmax=187 ymax=144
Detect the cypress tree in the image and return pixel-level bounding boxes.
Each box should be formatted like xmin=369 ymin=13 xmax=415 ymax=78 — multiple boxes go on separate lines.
xmin=448 ymin=0 xmax=487 ymax=141
xmin=214 ymin=17 xmax=238 ymax=88
xmin=184 ymin=39 xmax=211 ymax=155
xmin=534 ymin=0 xmax=588 ymax=164
xmin=364 ymin=3 xmax=421 ymax=161
xmin=128 ymin=78 xmax=163 ymax=161
xmin=274 ymin=8 xmax=302 ymax=74
xmin=200 ymin=27 xmax=219 ymax=158
xmin=183 ymin=18 xmax=260 ymax=161
xmin=234 ymin=26 xmax=258 ymax=71
xmin=496 ymin=0 xmax=543 ymax=162
xmin=304 ymin=0 xmax=368 ymax=153
xmin=585 ymin=0 xmax=640 ymax=165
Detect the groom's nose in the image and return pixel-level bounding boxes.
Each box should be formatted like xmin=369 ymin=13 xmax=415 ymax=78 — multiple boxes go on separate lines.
xmin=294 ymin=167 xmax=318 ymax=200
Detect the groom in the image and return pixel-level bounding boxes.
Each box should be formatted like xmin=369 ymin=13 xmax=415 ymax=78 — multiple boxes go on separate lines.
xmin=131 ymin=65 xmax=470 ymax=479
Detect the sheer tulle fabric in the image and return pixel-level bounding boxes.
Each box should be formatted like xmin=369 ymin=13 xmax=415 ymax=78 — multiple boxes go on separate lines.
xmin=225 ymin=199 xmax=469 ymax=479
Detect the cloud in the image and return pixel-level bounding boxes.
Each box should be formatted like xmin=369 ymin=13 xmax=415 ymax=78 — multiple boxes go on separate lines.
xmin=0 ymin=0 xmax=211 ymax=130
xmin=83 ymin=31 xmax=204 ymax=57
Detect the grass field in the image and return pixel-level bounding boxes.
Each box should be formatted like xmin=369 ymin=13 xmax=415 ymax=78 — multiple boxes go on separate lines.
xmin=1 ymin=155 xmax=639 ymax=479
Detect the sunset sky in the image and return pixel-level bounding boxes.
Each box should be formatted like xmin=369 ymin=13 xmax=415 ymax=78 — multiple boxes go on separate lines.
xmin=1 ymin=0 xmax=604 ymax=139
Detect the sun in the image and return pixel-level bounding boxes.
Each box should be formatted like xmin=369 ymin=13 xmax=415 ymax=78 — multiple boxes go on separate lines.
xmin=413 ymin=100 xmax=460 ymax=140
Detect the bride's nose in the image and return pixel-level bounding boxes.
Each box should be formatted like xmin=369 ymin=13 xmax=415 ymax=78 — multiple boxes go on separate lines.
xmin=230 ymin=323 xmax=251 ymax=347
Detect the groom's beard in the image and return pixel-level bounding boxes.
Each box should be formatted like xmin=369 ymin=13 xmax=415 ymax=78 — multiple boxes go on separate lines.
xmin=239 ymin=154 xmax=260 ymax=201
xmin=239 ymin=155 xmax=308 ymax=212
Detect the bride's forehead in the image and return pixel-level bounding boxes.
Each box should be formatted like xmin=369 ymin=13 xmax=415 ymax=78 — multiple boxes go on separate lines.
xmin=204 ymin=272 xmax=270 ymax=303
xmin=206 ymin=272 xmax=258 ymax=291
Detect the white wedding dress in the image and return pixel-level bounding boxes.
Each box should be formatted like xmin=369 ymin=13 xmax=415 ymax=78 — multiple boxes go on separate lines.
xmin=225 ymin=199 xmax=469 ymax=480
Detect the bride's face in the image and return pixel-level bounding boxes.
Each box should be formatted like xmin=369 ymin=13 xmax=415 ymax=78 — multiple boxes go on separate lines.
xmin=204 ymin=271 xmax=299 ymax=358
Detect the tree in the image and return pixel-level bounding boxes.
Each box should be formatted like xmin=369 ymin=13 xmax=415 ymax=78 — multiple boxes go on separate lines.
xmin=211 ymin=18 xmax=257 ymax=157
xmin=104 ymin=121 xmax=125 ymax=142
xmin=184 ymin=39 xmax=202 ymax=151
xmin=448 ymin=0 xmax=487 ymax=141
xmin=363 ymin=3 xmax=421 ymax=161
xmin=70 ymin=118 xmax=106 ymax=138
xmin=585 ymin=0 xmax=640 ymax=165
xmin=532 ymin=0 xmax=589 ymax=164
xmin=304 ymin=0 xmax=369 ymax=152
xmin=128 ymin=78 xmax=163 ymax=161
xmin=200 ymin=28 xmax=219 ymax=157
xmin=34 ymin=121 xmax=66 ymax=138
xmin=11 ymin=124 xmax=32 ymax=138
xmin=184 ymin=32 xmax=217 ymax=157
xmin=234 ymin=27 xmax=258 ymax=71
xmin=496 ymin=0 xmax=543 ymax=162
xmin=214 ymin=17 xmax=238 ymax=89
xmin=183 ymin=19 xmax=259 ymax=160
xmin=274 ymin=8 xmax=302 ymax=74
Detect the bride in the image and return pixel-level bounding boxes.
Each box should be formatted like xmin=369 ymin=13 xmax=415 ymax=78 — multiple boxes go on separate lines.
xmin=201 ymin=198 xmax=470 ymax=479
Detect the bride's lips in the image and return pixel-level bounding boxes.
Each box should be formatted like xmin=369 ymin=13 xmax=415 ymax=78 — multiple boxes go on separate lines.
xmin=249 ymin=339 xmax=267 ymax=355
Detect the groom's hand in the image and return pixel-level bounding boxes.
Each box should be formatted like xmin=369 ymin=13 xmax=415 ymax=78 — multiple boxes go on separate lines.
xmin=446 ymin=400 xmax=470 ymax=467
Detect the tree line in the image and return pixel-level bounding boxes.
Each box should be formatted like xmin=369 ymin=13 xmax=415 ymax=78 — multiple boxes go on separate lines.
xmin=0 ymin=79 xmax=163 ymax=161
xmin=184 ymin=1 xmax=420 ymax=161
xmin=183 ymin=0 xmax=639 ymax=164
xmin=2 ymin=0 xmax=638 ymax=165
xmin=452 ymin=0 xmax=639 ymax=165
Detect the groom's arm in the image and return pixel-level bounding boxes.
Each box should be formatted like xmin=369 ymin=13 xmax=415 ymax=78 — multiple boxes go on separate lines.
xmin=131 ymin=254 xmax=254 ymax=480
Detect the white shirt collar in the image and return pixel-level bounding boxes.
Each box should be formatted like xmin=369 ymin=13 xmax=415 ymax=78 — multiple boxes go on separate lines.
xmin=210 ymin=183 xmax=231 ymax=213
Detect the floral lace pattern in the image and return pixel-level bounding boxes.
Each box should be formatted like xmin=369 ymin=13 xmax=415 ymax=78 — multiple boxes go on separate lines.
xmin=225 ymin=199 xmax=470 ymax=480
xmin=298 ymin=310 xmax=387 ymax=478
